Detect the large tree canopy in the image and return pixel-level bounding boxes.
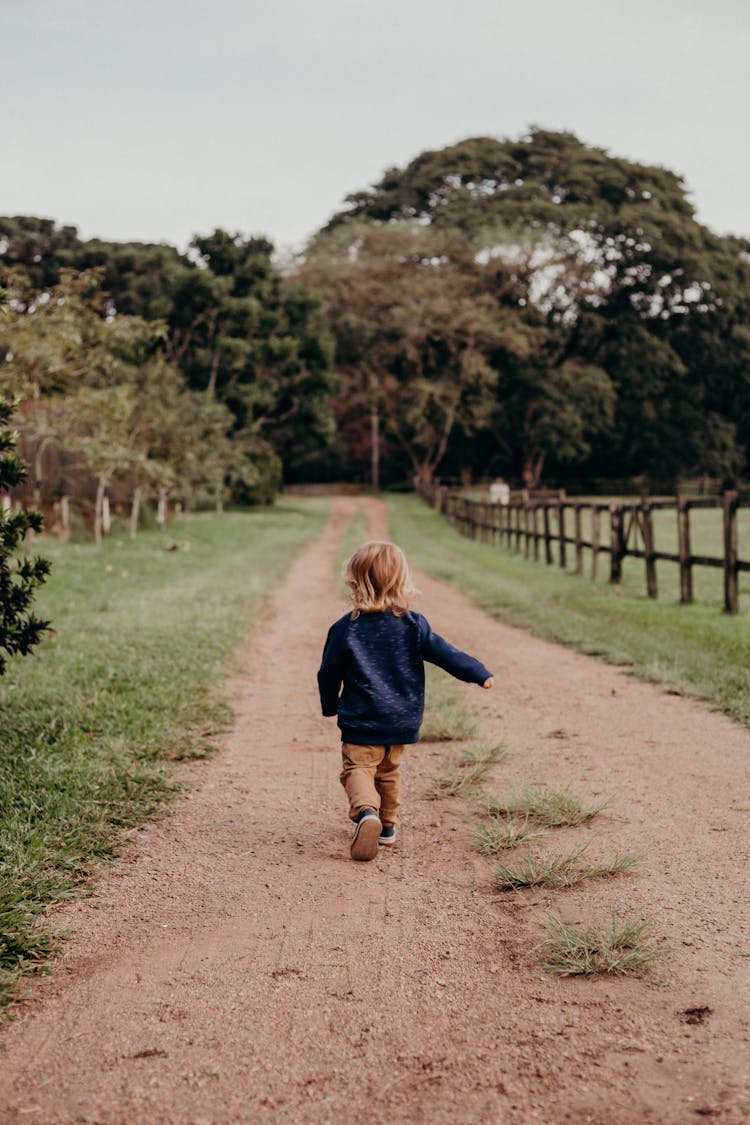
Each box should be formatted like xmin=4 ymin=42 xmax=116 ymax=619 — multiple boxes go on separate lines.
xmin=319 ymin=129 xmax=750 ymax=484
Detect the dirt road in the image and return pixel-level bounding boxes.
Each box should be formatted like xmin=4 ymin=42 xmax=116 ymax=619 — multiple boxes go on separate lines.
xmin=1 ymin=497 xmax=748 ymax=1124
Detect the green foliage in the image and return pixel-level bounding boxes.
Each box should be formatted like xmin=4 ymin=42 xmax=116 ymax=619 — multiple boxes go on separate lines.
xmin=301 ymin=222 xmax=532 ymax=484
xmin=0 ymin=219 xmax=340 ymax=489
xmin=322 ymin=129 xmax=750 ymax=485
xmin=0 ymin=397 xmax=50 ymax=675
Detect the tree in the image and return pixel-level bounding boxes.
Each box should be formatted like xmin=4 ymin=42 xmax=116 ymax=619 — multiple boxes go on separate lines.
xmin=0 ymin=396 xmax=50 ymax=675
xmin=301 ymin=223 xmax=533 ymax=485
xmin=1 ymin=219 xmax=340 ymax=488
xmin=323 ymin=130 xmax=750 ymax=484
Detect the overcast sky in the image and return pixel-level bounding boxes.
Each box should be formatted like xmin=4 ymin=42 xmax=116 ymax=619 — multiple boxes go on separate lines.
xmin=2 ymin=0 xmax=748 ymax=252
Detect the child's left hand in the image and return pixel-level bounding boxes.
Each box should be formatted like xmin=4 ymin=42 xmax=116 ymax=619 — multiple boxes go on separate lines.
xmin=482 ymin=677 xmax=494 ymax=689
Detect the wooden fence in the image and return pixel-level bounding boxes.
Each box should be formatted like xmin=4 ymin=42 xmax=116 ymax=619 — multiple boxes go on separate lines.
xmin=417 ymin=484 xmax=749 ymax=614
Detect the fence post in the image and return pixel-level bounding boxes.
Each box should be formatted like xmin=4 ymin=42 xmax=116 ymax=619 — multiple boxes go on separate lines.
xmin=609 ymin=503 xmax=623 ymax=583
xmin=543 ymin=503 xmax=553 ymax=564
xmin=677 ymin=495 xmax=694 ymax=605
xmin=723 ymin=490 xmax=739 ymax=614
xmin=574 ymin=503 xmax=583 ymax=574
xmin=641 ymin=501 xmax=658 ymax=599
xmin=558 ymin=501 xmax=567 ymax=569
xmin=532 ymin=504 xmax=540 ymax=561
xmin=591 ymin=506 xmax=601 ymax=580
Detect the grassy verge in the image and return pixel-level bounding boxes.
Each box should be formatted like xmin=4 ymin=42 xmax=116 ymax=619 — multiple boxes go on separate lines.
xmin=387 ymin=494 xmax=750 ymax=727
xmin=0 ymin=499 xmax=328 ymax=1007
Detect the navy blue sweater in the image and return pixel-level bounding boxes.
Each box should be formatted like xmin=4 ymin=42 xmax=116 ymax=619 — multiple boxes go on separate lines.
xmin=317 ymin=609 xmax=492 ymax=746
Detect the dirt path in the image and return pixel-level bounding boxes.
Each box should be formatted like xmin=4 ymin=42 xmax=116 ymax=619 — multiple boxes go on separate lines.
xmin=1 ymin=497 xmax=748 ymax=1124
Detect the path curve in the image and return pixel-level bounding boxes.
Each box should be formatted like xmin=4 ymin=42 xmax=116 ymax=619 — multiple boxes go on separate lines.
xmin=0 ymin=497 xmax=748 ymax=1124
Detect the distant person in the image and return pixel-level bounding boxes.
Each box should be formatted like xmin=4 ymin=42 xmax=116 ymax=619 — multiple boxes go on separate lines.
xmin=317 ymin=541 xmax=494 ymax=861
xmin=489 ymin=478 xmax=510 ymax=505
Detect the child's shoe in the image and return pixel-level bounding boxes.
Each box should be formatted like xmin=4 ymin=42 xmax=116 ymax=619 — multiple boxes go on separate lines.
xmin=350 ymin=808 xmax=382 ymax=861
xmin=379 ymin=823 xmax=397 ymax=846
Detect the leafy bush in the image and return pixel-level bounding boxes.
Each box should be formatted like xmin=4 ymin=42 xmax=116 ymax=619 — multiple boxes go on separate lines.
xmin=0 ymin=396 xmax=50 ymax=675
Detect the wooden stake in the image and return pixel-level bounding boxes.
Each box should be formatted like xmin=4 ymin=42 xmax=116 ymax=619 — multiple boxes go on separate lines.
xmin=574 ymin=503 xmax=583 ymax=574
xmin=592 ymin=506 xmax=601 ymax=580
xmin=609 ymin=503 xmax=623 ymax=583
xmin=723 ymin=490 xmax=739 ymax=614
xmin=543 ymin=503 xmax=553 ymax=564
xmin=558 ymin=502 xmax=567 ymax=568
xmin=677 ymin=496 xmax=693 ymax=604
xmin=641 ymin=501 xmax=658 ymax=598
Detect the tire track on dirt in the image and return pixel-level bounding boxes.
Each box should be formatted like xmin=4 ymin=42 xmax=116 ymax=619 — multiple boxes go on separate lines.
xmin=0 ymin=496 xmax=748 ymax=1124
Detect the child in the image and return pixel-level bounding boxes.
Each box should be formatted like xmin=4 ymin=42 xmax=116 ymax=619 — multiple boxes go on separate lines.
xmin=317 ymin=540 xmax=494 ymax=861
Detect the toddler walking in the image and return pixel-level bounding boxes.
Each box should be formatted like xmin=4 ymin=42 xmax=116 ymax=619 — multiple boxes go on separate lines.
xmin=317 ymin=540 xmax=494 ymax=861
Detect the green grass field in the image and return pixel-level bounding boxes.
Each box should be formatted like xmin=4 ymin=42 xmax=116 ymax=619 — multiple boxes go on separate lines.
xmin=387 ymin=494 xmax=750 ymax=728
xmin=0 ymin=500 xmax=328 ymax=1006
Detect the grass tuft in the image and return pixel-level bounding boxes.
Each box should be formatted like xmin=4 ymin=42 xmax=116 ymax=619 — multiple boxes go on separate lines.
xmin=458 ymin=743 xmax=509 ymax=768
xmin=421 ymin=762 xmax=492 ymax=801
xmin=473 ymin=816 xmax=546 ymax=854
xmin=422 ymin=743 xmax=508 ymax=801
xmin=486 ymin=784 xmax=608 ymax=827
xmin=493 ymin=847 xmax=641 ymax=891
xmin=421 ymin=665 xmax=478 ymax=742
xmin=540 ymin=911 xmax=666 ymax=976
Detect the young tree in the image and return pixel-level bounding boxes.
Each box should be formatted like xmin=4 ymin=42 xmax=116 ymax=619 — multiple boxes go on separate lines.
xmin=0 ymin=396 xmax=50 ymax=675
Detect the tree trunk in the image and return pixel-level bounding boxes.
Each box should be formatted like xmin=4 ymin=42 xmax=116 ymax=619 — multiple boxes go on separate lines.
xmin=207 ymin=349 xmax=220 ymax=396
xmin=33 ymin=440 xmax=45 ymax=508
xmin=370 ymin=405 xmax=380 ymax=491
xmin=94 ymin=477 xmax=105 ymax=547
xmin=102 ymin=495 xmax=111 ymax=535
xmin=58 ymin=495 xmax=71 ymax=543
xmin=522 ymin=452 xmax=545 ymax=490
xmin=157 ymin=487 xmax=167 ymax=530
xmin=129 ymin=487 xmax=142 ymax=540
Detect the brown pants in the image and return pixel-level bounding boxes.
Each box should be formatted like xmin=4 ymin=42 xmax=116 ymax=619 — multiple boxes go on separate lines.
xmin=340 ymin=743 xmax=405 ymax=824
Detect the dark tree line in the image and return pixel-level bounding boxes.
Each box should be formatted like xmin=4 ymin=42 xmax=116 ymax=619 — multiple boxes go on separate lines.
xmin=3 ymin=128 xmax=749 ymax=493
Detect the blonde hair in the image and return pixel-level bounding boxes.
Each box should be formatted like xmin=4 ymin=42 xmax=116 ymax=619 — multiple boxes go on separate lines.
xmin=344 ymin=540 xmax=416 ymax=618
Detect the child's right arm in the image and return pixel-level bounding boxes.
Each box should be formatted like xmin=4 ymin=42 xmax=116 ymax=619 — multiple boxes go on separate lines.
xmin=317 ymin=623 xmax=346 ymax=716
xmin=419 ymin=615 xmax=493 ymax=687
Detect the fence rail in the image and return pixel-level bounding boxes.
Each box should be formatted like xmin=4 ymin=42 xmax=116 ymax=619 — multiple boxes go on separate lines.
xmin=417 ymin=483 xmax=748 ymax=614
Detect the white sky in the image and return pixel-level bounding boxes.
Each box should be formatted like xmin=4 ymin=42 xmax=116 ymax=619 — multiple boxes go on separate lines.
xmin=2 ymin=0 xmax=748 ymax=252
